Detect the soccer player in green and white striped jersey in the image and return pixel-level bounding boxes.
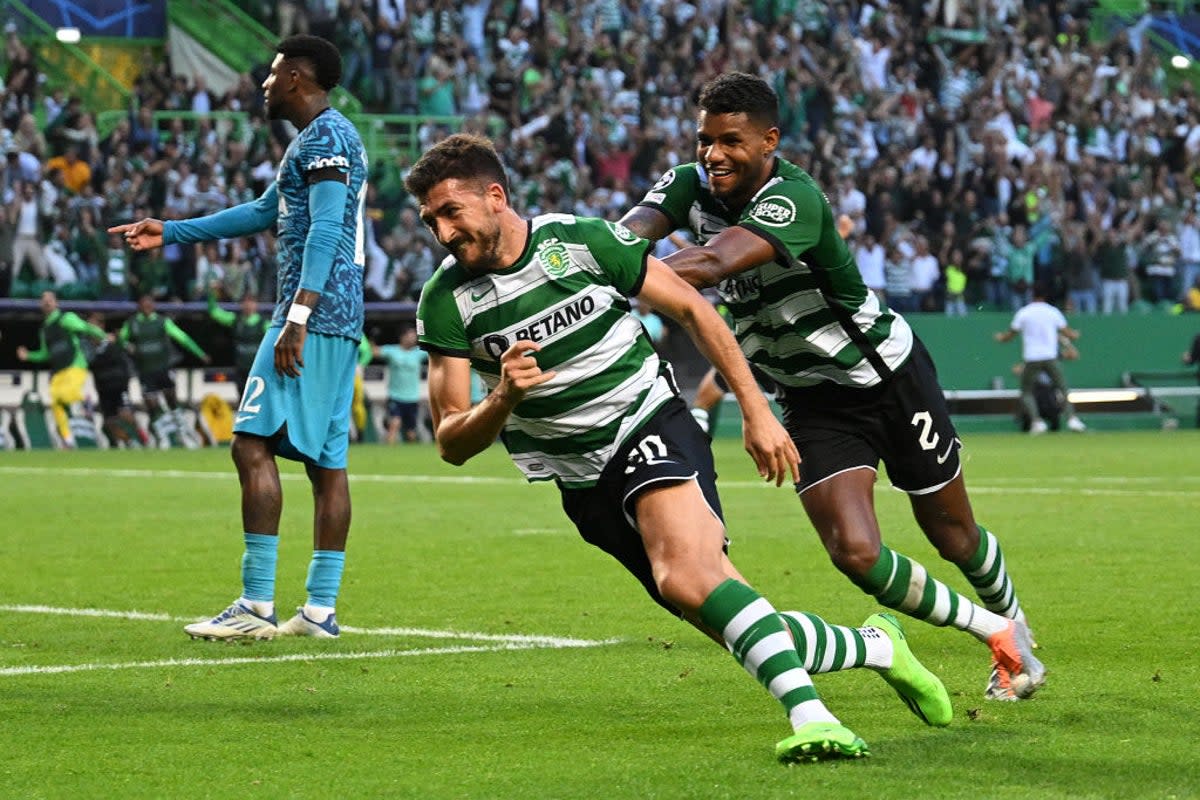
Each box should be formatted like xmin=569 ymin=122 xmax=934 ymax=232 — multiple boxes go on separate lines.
xmin=407 ymin=134 xmax=953 ymax=764
xmin=621 ymin=72 xmax=1044 ymax=702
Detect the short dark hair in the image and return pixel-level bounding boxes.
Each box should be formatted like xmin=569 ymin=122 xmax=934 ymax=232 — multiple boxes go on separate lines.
xmin=404 ymin=134 xmax=510 ymax=202
xmin=276 ymin=35 xmax=342 ymax=91
xmin=697 ymin=72 xmax=779 ymax=129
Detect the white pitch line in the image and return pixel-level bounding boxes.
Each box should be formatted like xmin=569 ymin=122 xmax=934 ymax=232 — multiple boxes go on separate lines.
xmin=0 ymin=641 xmax=614 ymax=678
xmin=0 ymin=466 xmax=518 ymax=485
xmin=1 ymin=466 xmax=1197 ymax=496
xmin=0 ymin=604 xmax=617 ymax=648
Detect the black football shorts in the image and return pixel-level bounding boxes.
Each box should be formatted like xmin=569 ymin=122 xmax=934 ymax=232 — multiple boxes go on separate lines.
xmin=559 ymin=397 xmax=725 ymax=616
xmin=779 ymin=337 xmax=962 ymax=495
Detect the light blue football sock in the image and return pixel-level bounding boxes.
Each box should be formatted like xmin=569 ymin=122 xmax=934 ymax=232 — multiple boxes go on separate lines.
xmin=241 ymin=533 xmax=278 ymax=603
xmin=305 ymin=550 xmax=346 ymax=609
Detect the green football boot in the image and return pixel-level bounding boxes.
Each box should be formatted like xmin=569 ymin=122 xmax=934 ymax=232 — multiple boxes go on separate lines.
xmin=864 ymin=612 xmax=953 ymax=727
xmin=775 ymin=721 xmax=869 ymax=764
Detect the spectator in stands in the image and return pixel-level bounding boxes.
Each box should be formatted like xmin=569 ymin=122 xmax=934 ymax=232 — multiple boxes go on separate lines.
xmin=1001 ymin=223 xmax=1038 ymax=310
xmin=1140 ymin=215 xmax=1181 ymax=306
xmin=43 ymin=222 xmax=79 ymax=288
xmin=8 ymin=180 xmax=48 ymax=285
xmin=70 ymin=207 xmax=105 ymax=292
xmin=3 ymin=25 xmax=37 ymax=119
xmin=12 ymin=113 xmax=45 ymax=160
xmin=994 ymin=283 xmax=1086 ymax=435
xmin=1096 ymin=225 xmax=1131 ymax=315
xmin=15 ymin=290 xmax=107 ymax=447
xmin=944 ymin=248 xmax=969 ymax=317
xmin=277 ymin=0 xmax=308 ymax=38
xmin=854 ymin=230 xmax=887 ymax=304
xmin=44 ymin=95 xmax=85 ymax=156
xmin=909 ymin=235 xmax=941 ymax=312
xmin=45 ymin=145 xmax=91 ymax=195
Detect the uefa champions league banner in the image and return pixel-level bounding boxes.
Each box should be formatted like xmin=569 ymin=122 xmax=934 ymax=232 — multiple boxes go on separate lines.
xmin=25 ymin=0 xmax=166 ymax=38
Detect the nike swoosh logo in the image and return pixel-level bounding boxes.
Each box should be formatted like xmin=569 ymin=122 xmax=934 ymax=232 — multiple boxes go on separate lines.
xmin=471 ymin=284 xmax=493 ymax=302
xmin=235 ymin=414 xmax=255 ymax=424
xmin=936 ymin=437 xmax=960 ymax=465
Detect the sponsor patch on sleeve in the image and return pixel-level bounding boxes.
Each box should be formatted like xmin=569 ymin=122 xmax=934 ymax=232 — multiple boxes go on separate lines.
xmin=604 ymin=220 xmax=641 ymax=245
xmin=747 ymin=195 xmax=797 ymax=228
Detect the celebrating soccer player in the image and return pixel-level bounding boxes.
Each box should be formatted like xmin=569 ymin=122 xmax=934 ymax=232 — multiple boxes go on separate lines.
xmin=620 ymin=72 xmax=1045 ymax=702
xmin=408 ymin=133 xmax=954 ymax=763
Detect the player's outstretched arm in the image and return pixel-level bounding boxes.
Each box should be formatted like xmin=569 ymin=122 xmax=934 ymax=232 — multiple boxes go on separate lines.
xmin=618 ymin=206 xmax=675 ymax=242
xmin=638 ymin=259 xmax=799 ymax=486
xmin=662 ymin=225 xmax=776 ymax=289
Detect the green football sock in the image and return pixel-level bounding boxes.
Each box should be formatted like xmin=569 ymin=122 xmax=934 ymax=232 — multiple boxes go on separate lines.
xmin=780 ymin=612 xmax=892 ymax=672
xmin=699 ymin=579 xmax=837 ymax=729
xmin=854 ymin=544 xmax=1007 ymax=640
xmin=959 ymin=525 xmax=1025 ymax=622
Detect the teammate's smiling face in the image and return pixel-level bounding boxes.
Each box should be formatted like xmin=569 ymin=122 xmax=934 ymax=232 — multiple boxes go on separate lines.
xmin=419 ymin=178 xmax=505 ymax=272
xmin=696 ymin=111 xmax=779 ymax=210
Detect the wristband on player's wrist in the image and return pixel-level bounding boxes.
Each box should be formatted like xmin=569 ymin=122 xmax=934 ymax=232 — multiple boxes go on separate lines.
xmin=286 ymin=303 xmax=312 ymax=326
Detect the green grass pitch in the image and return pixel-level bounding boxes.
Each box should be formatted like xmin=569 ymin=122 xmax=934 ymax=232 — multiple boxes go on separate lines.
xmin=2 ymin=432 xmax=1198 ymax=799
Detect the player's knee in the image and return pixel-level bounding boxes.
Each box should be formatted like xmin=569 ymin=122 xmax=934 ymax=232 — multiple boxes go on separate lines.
xmin=230 ymin=434 xmax=269 ymax=472
xmin=827 ymin=537 xmax=882 ymax=581
xmin=929 ymin=520 xmax=979 ymax=562
xmin=650 ymin=558 xmax=724 ymax=614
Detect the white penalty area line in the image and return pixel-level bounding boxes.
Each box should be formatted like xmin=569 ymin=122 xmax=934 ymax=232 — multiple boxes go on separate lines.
xmin=0 ymin=604 xmax=621 ymax=679
xmin=1 ymin=465 xmax=1197 ymax=497
xmin=0 ymin=641 xmax=601 ymax=678
xmin=0 ymin=604 xmax=612 ymax=647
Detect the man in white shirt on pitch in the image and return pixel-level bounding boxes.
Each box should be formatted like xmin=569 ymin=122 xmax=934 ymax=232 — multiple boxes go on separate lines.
xmin=994 ymin=284 xmax=1087 ymax=434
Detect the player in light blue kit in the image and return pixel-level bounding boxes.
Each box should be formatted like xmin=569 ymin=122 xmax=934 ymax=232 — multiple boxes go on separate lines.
xmin=374 ymin=327 xmax=428 ymax=443
xmin=110 ymin=35 xmax=367 ymax=640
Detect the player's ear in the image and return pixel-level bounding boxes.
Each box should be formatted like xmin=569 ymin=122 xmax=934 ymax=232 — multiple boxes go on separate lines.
xmin=763 ymin=126 xmax=781 ymax=155
xmin=487 ymin=182 xmax=508 ymax=210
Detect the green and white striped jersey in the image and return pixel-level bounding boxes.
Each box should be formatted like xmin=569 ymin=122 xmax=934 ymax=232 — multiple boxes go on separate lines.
xmin=638 ymin=158 xmax=913 ymax=388
xmin=417 ymin=214 xmax=676 ymax=486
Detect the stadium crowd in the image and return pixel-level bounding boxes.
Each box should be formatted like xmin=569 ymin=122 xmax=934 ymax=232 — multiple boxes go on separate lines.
xmin=2 ymin=0 xmax=1200 ymax=316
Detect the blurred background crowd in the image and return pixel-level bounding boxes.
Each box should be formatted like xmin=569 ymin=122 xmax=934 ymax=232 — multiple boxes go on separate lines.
xmin=2 ymin=0 xmax=1200 ymax=317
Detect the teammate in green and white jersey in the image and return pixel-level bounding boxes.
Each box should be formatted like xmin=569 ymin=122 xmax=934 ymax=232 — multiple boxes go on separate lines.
xmin=408 ymin=134 xmax=954 ymax=764
xmin=620 ymin=72 xmax=1045 ymax=703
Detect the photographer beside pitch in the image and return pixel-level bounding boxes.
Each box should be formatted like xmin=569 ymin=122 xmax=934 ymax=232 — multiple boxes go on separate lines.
xmin=407 ymin=133 xmax=953 ymax=764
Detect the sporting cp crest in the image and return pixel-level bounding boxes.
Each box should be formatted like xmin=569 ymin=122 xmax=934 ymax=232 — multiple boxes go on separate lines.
xmin=537 ymin=239 xmax=572 ymax=277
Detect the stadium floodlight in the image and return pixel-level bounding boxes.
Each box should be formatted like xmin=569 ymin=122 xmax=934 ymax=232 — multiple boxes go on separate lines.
xmin=1171 ymin=54 xmax=1190 ymax=69
xmin=55 ymin=27 xmax=80 ymax=44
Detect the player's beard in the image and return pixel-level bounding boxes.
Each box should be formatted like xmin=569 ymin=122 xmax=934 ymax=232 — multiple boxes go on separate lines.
xmin=453 ymin=222 xmax=503 ymax=273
